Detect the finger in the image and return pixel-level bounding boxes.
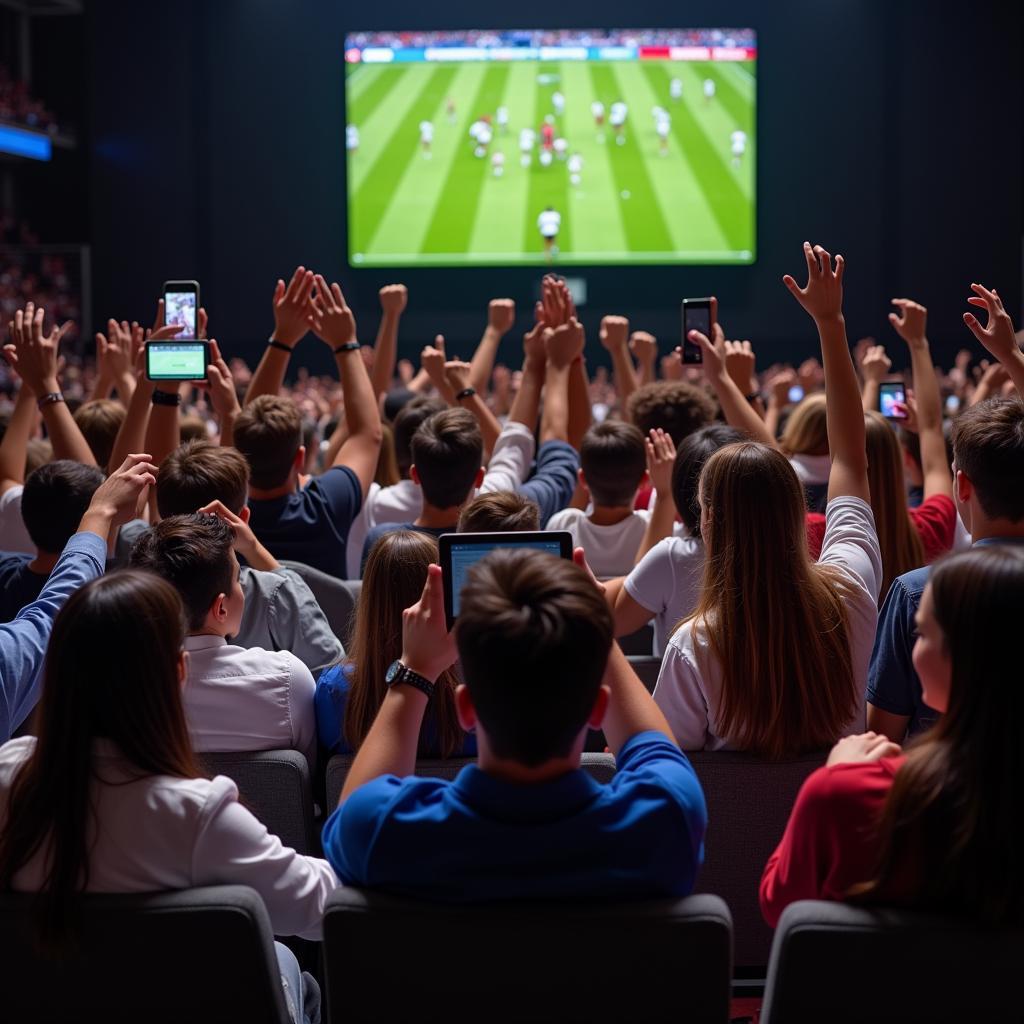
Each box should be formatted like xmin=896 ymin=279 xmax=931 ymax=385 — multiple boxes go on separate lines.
xmin=966 ymin=296 xmax=988 ymax=309
xmin=434 ymin=334 xmax=446 ymax=355
xmin=963 ymin=312 xmax=986 ymax=342
xmin=782 ymin=274 xmax=802 ymax=298
xmin=888 ymin=312 xmax=902 ymax=327
xmin=834 ymin=254 xmax=844 ymax=283
xmin=273 ymin=279 xmax=285 ymax=306
xmin=313 ymin=274 xmax=333 ymax=311
xmin=814 ymin=244 xmax=832 ymax=275
xmin=33 ymin=306 xmax=45 ymax=341
xmin=296 ymin=270 xmax=316 ymax=307
xmin=152 ymin=298 xmax=165 ymax=331
xmin=688 ymin=329 xmax=711 ymax=348
xmin=55 ymin=321 xmax=74 ymax=343
xmin=571 ymin=546 xmax=600 ymax=586
xmin=284 ymin=265 xmax=306 ymax=300
xmin=330 ymin=282 xmax=347 ymax=309
xmin=803 ymin=241 xmax=818 ymax=279
xmin=197 ymin=307 xmax=208 ymax=339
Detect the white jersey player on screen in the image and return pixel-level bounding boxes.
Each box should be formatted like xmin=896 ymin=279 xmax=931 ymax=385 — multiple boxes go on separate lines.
xmin=519 ymin=127 xmax=536 ymax=168
xmin=346 ymin=124 xmax=359 ymax=153
xmin=730 ymin=128 xmax=747 ymax=167
xmin=496 ymin=106 xmax=509 ymax=133
xmin=491 ymin=150 xmax=505 ymax=178
xmin=610 ymin=101 xmax=628 ymax=146
xmin=419 ymin=120 xmax=434 ymax=157
xmin=472 ymin=121 xmax=493 ymax=159
xmin=553 ymin=137 xmax=568 ymax=161
xmin=537 ymin=206 xmax=561 ymax=262
xmin=591 ymin=100 xmax=605 ymax=141
xmin=552 ymin=91 xmax=565 ymax=117
xmin=656 ymin=111 xmax=671 ymax=156
xmin=568 ymin=151 xmax=584 ymax=188
xmin=703 ymin=78 xmax=716 ymax=103
xmin=670 ymin=77 xmax=683 ymax=102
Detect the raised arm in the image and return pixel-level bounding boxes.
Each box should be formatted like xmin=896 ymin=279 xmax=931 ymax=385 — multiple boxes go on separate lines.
xmin=889 ymin=298 xmax=951 ymax=499
xmin=92 ymin=319 xmax=138 ymax=405
xmin=859 ymin=344 xmax=891 ymax=414
xmin=506 ymin=312 xmax=547 ymax=432
xmin=635 ymin=429 xmax=677 ymax=562
xmin=764 ymin=368 xmax=796 ymax=439
xmin=542 ymin=317 xmax=584 ymax=445
xmin=308 ymin=275 xmax=383 ymax=497
xmin=420 ymin=336 xmax=456 ymax=404
xmin=724 ymin=338 xmax=766 ymax=419
xmin=469 ymin=298 xmax=515 ymax=395
xmin=962 ymin=283 xmax=1024 ymax=396
xmin=370 ymin=284 xmax=407 ymax=401
xmin=244 ymin=267 xmax=315 ymax=404
xmin=445 ymin=359 xmax=501 ymax=455
xmin=599 ymin=316 xmax=639 ymax=407
xmin=202 ymin=340 xmax=242 ymax=448
xmin=784 ymin=242 xmax=869 ymax=504
xmin=0 ymin=379 xmax=35 ymax=495
xmin=629 ymin=331 xmax=658 ymax=386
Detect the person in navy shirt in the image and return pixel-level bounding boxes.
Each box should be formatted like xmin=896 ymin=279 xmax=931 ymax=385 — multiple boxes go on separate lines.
xmin=322 ymin=547 xmax=707 ymax=903
xmin=868 ymin=394 xmax=1024 ymax=741
xmin=234 ymin=271 xmax=382 ymax=580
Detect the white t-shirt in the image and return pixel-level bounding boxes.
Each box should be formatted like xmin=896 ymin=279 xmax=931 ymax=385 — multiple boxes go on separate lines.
xmin=546 ymin=507 xmax=651 ymax=578
xmin=477 ymin=126 xmax=492 ymax=146
xmin=656 ymin=116 xmax=671 ymax=137
xmin=553 ymin=137 xmax=568 ymax=155
xmin=670 ymin=78 xmax=683 ymax=99
xmin=623 ymin=533 xmax=705 ymax=656
xmin=537 ymin=210 xmax=561 ymax=237
xmin=0 ymin=736 xmax=338 ymax=940
xmin=0 ymin=485 xmax=32 ymax=555
xmin=568 ymin=154 xmax=583 ymax=174
xmin=591 ymin=101 xmax=605 ymax=119
xmin=653 ymin=496 xmax=881 ymax=750
xmin=552 ymin=92 xmax=565 ymax=113
xmin=519 ymin=128 xmax=536 ymax=152
xmin=703 ymin=79 xmax=716 ymax=98
xmin=610 ymin=102 xmax=627 ymax=125
xmin=419 ymin=121 xmax=434 ymax=142
xmin=496 ymin=106 xmax=509 ymax=125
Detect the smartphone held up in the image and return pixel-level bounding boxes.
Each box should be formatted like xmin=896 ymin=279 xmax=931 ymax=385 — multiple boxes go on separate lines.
xmin=681 ymin=297 xmax=714 ymax=364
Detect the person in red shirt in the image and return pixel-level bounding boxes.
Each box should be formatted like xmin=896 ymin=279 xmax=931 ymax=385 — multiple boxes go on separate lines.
xmin=761 ymin=545 xmax=1024 ymax=928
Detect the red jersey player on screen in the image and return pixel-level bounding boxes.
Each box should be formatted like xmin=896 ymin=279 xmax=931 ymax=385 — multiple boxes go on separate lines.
xmin=542 ymin=121 xmax=554 ymax=151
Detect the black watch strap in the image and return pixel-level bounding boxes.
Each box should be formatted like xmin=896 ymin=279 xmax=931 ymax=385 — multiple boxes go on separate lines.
xmin=456 ymin=387 xmax=477 ymax=401
xmin=334 ymin=341 xmax=361 ymax=354
xmin=36 ymin=392 xmax=64 ymax=410
xmin=151 ymin=390 xmax=182 ymax=407
xmin=267 ymin=339 xmax=294 ymax=353
xmin=386 ymin=660 xmax=436 ymax=700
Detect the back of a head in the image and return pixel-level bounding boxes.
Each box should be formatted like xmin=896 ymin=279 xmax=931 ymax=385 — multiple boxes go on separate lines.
xmin=671 ymin=424 xmax=746 ymax=537
xmin=695 ymin=442 xmax=856 ymax=757
xmin=457 ymin=491 xmax=541 ymax=533
xmin=393 ymin=396 xmax=446 ymax=477
xmin=157 ymin=440 xmax=250 ymax=518
xmin=73 ymin=399 xmax=125 ymax=470
xmin=22 ymin=460 xmax=105 ymax=554
xmin=780 ymin=393 xmax=829 ymax=456
xmin=580 ymin=420 xmax=646 ymax=508
xmin=383 ymin=387 xmax=417 ymax=424
xmin=233 ymin=395 xmax=303 ymax=490
xmin=411 ymin=407 xmax=483 ymax=509
xmin=0 ymin=570 xmax=197 ymax=951
xmin=627 ymin=380 xmax=715 ymax=446
xmin=952 ymin=396 xmax=1024 ymax=523
xmin=128 ymin=513 xmax=234 ymax=631
xmin=455 ymin=549 xmax=613 ymax=767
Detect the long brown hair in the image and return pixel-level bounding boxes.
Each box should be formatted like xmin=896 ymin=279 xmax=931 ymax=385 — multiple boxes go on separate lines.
xmin=681 ymin=442 xmax=858 ymax=758
xmin=780 ymin=394 xmax=829 ymax=456
xmin=855 ymin=547 xmax=1024 ymax=922
xmin=343 ymin=531 xmax=462 ymax=757
xmin=0 ymin=571 xmax=200 ymax=953
xmin=865 ymin=411 xmax=925 ymax=601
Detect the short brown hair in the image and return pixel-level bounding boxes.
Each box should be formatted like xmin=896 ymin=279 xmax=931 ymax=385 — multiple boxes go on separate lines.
xmin=394 ymin=396 xmax=446 ymax=476
xmin=157 ymin=440 xmax=250 ymax=518
xmin=580 ymin=420 xmax=647 ymax=507
xmin=179 ymin=415 xmax=207 ymax=444
xmin=458 ymin=491 xmax=541 ymax=533
xmin=74 ymin=399 xmax=125 ymax=470
xmin=411 ymin=408 xmax=483 ymax=509
xmin=627 ymin=381 xmax=715 ymax=445
xmin=233 ymin=395 xmax=303 ymax=490
xmin=129 ymin=514 xmax=235 ymax=631
xmin=455 ymin=549 xmax=613 ymax=766
xmin=953 ymin=397 xmax=1024 ymax=522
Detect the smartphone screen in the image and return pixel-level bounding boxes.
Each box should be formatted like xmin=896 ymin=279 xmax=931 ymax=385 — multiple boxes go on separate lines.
xmin=788 ymin=385 xmax=805 ymax=404
xmin=146 ymin=342 xmax=209 ymax=381
xmin=681 ymin=298 xmax=712 ymax=364
xmin=879 ymin=381 xmax=907 ymax=420
xmin=163 ymin=281 xmax=199 ymax=340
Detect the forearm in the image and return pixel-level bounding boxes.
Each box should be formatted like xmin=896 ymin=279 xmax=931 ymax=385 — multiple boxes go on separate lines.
xmin=1000 ymin=350 xmax=1024 ymax=398
xmin=709 ymin=372 xmax=776 ymax=446
xmin=370 ymin=312 xmax=400 ymax=400
xmin=218 ymin=410 xmax=238 ymax=449
xmin=109 ymin=381 xmax=152 ymax=474
xmin=456 ymin=393 xmax=501 ymax=456
xmin=601 ymin=642 xmax=676 ymax=754
xmin=407 ymin=368 xmax=431 ymax=393
xmin=819 ymin=316 xmax=867 ymax=472
xmin=43 ymin=402 xmax=98 ymax=466
xmin=0 ymin=385 xmax=36 ymax=485
xmin=764 ymin=398 xmax=784 ymax=439
xmin=635 ymin=495 xmax=675 ymax=563
xmin=91 ymin=372 xmax=115 ymax=401
xmin=338 ymin=350 xmax=381 ymax=451
xmin=244 ymin=345 xmax=292 ymax=405
xmin=144 ymin=390 xmax=181 ymax=470
xmin=340 ymin=686 xmax=427 ymax=802
xmin=114 ymin=372 xmax=136 ymax=406
xmin=610 ymin=345 xmax=639 ymax=406
xmin=469 ymin=326 xmax=502 ymax=395
xmin=540 ymin=364 xmax=570 ymax=445
xmin=241 ymin=541 xmax=279 ymax=572
xmin=507 ymin=358 xmax=544 ymax=431
xmin=636 ymin=358 xmax=656 ymax=387
xmin=568 ymin=357 xmax=591 ymax=450
xmin=861 ymin=379 xmax=880 ymax=414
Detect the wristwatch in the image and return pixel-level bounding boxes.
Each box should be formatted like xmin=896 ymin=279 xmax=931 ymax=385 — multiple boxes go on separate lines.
xmin=151 ymin=390 xmax=182 ymax=407
xmin=385 ymin=660 xmax=436 ymax=700
xmin=334 ymin=341 xmax=361 ymax=354
xmin=455 ymin=386 xmax=477 ymax=401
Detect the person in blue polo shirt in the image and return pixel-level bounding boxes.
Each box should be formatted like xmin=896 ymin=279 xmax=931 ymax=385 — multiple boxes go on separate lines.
xmin=322 ymin=546 xmax=707 ymax=903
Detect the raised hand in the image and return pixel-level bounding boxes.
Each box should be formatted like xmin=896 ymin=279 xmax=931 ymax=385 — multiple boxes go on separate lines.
xmin=401 ymin=564 xmax=458 ymax=682
xmin=273 ymin=266 xmax=316 ymax=347
xmin=893 ymin=393 xmax=919 ymax=432
xmin=963 ymin=283 xmax=1020 ymax=365
xmin=97 ymin=319 xmax=136 ymax=384
xmin=685 ymin=321 xmax=727 ymax=382
xmin=379 ymin=283 xmax=408 ymax=317
xmin=546 ymin=318 xmax=585 ymax=369
xmin=443 ymin=359 xmax=472 ymax=394
xmin=85 ymin=453 xmax=159 ymax=528
xmin=488 ymin=298 xmax=515 ymax=335
xmin=8 ymin=304 xmax=72 ymax=395
xmin=203 ymin=340 xmax=240 ymax=425
xmin=629 ymin=330 xmax=658 ymax=367
xmin=661 ymin=350 xmax=683 ymax=381
xmin=724 ymin=338 xmax=757 ymax=395
xmin=421 ymin=336 xmax=454 ymax=401
xmin=783 ymin=241 xmax=845 ymax=322
xmin=767 ymin=368 xmax=798 ymax=406
xmin=860 ymin=344 xmax=892 ymax=384
xmin=308 ymin=274 xmax=357 ymax=348
xmin=889 ymin=298 xmax=928 ymax=349
xmin=541 ymin=275 xmax=570 ymax=328
xmin=645 ymin=428 xmax=676 ymax=496
xmin=523 ymin=315 xmax=550 ymax=370
xmin=599 ymin=315 xmax=630 ymax=351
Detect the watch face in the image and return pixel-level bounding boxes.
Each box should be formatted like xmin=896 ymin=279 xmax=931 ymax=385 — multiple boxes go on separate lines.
xmin=385 ymin=660 xmax=402 ymax=684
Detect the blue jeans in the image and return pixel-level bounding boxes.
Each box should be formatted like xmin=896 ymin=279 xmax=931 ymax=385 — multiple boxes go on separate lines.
xmin=274 ymin=941 xmax=321 ymax=1024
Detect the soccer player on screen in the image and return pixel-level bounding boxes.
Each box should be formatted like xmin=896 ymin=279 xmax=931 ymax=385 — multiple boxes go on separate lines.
xmin=730 ymin=128 xmax=747 ymax=168
xmin=496 ymin=105 xmax=509 ymax=134
xmin=553 ymin=137 xmax=568 ymax=161
xmin=610 ymin=101 xmax=628 ymax=146
xmin=540 ymin=118 xmax=555 ymax=167
xmin=591 ymin=100 xmax=605 ymax=141
xmin=703 ymin=78 xmax=716 ymax=103
xmin=670 ymin=77 xmax=683 ymax=102
xmin=475 ymin=122 xmax=493 ymax=159
xmin=519 ymin=126 xmax=536 ymax=168
xmin=446 ymin=97 xmax=456 ymax=125
xmin=346 ymin=124 xmax=359 ymax=153
xmin=656 ymin=110 xmax=671 ymax=156
xmin=568 ymin=151 xmax=584 ymax=188
xmin=419 ymin=120 xmax=434 ymax=158
xmin=491 ymin=150 xmax=505 ymax=178
xmin=552 ymin=90 xmax=565 ymax=117
xmin=537 ymin=206 xmax=561 ymax=262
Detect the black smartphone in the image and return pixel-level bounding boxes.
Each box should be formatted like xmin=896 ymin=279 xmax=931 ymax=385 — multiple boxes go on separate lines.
xmin=439 ymin=531 xmax=573 ymax=629
xmin=163 ymin=280 xmax=200 ymax=340
xmin=879 ymin=380 xmax=908 ymax=420
xmin=681 ymin=297 xmax=713 ymax=364
xmin=146 ymin=341 xmax=211 ymax=382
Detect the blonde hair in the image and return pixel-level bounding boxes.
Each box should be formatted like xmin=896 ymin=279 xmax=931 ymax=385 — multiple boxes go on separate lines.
xmin=780 ymin=394 xmax=829 ymax=456
xmin=680 ymin=442 xmax=858 ymax=758
xmin=865 ymin=411 xmax=925 ymax=601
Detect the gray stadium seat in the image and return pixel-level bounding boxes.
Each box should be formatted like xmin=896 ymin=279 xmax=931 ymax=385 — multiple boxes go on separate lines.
xmin=324 ymin=751 xmax=617 ymax=812
xmin=686 ymin=749 xmax=826 ymax=969
xmin=0 ymin=885 xmax=293 ymax=1023
xmin=627 ymin=654 xmax=662 ymax=693
xmin=277 ymin=560 xmax=361 ymax=644
xmin=323 ymin=887 xmax=732 ymax=1024
xmin=200 ymin=749 xmax=318 ymax=855
xmin=761 ymin=899 xmax=1024 ymax=1023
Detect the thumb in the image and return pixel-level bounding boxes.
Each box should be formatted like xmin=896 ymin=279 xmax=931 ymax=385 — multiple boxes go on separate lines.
xmin=782 ymin=274 xmax=801 ymax=298
xmin=963 ymin=312 xmax=985 ymax=342
xmin=273 ymin=279 xmax=285 ymax=304
xmin=888 ymin=312 xmax=900 ymax=327
xmin=434 ymin=334 xmax=446 ymax=355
